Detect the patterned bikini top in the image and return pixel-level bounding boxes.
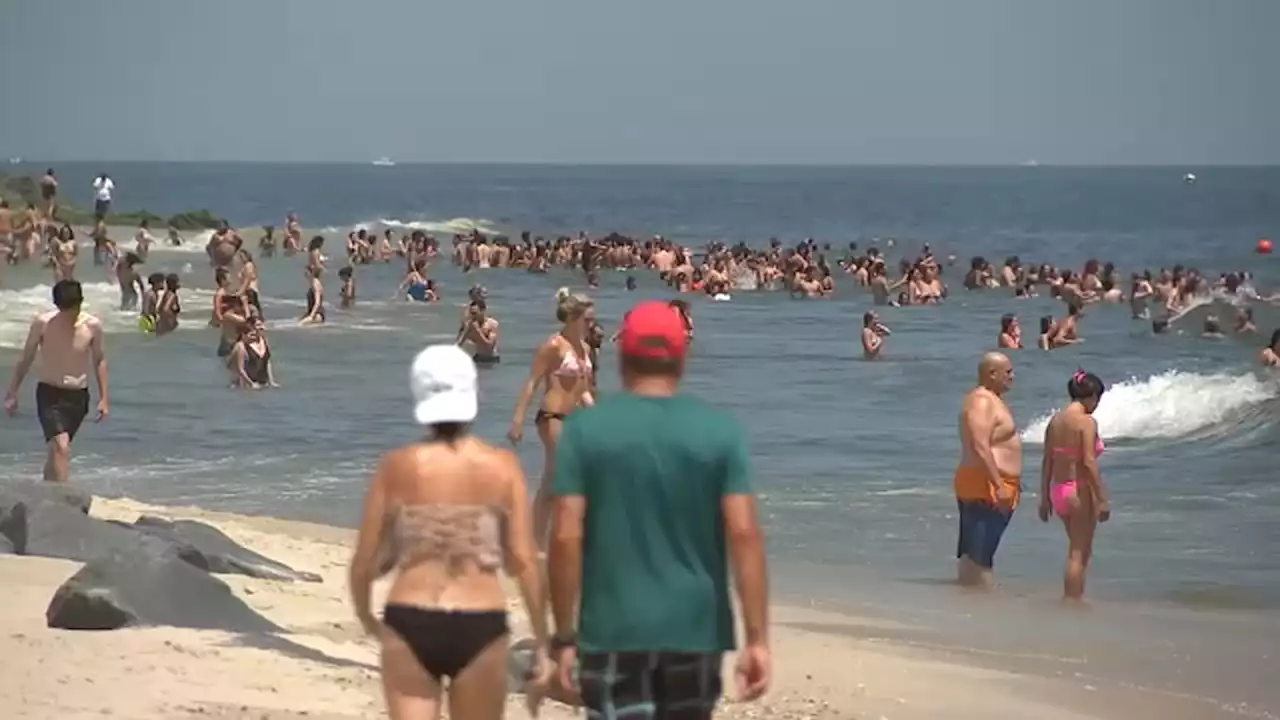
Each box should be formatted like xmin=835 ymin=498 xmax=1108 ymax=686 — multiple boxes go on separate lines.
xmin=390 ymin=503 xmax=505 ymax=571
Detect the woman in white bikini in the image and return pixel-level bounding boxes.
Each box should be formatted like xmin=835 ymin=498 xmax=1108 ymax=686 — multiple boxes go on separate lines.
xmin=507 ymin=287 xmax=595 ymax=547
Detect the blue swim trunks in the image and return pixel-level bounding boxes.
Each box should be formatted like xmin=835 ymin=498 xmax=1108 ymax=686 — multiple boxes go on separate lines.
xmin=956 ymin=499 xmax=1013 ymax=569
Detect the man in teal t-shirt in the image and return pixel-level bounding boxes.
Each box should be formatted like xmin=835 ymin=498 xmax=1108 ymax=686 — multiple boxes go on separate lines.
xmin=548 ymin=300 xmax=771 ymax=720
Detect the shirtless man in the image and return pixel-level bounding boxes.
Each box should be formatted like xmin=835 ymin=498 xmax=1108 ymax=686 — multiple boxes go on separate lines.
xmin=0 ymin=199 xmax=13 ymax=272
xmin=4 ymin=280 xmax=110 ymax=483
xmin=455 ymin=299 xmax=501 ymax=368
xmin=860 ymin=311 xmax=890 ymax=359
xmin=206 ymin=220 xmax=241 ymax=274
xmin=40 ymin=168 xmax=59 ymax=219
xmin=1047 ymin=303 xmax=1083 ymax=348
xmin=953 ymin=352 xmax=1021 ymax=587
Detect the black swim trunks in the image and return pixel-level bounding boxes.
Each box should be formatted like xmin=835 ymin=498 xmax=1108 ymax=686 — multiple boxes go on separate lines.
xmin=35 ymin=382 xmax=91 ymax=442
xmin=472 ymin=352 xmax=501 ymax=367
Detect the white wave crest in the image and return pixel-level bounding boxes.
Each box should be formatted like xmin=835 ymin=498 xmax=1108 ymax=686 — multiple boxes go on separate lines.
xmin=0 ymin=281 xmax=215 ymax=349
xmin=1021 ymin=370 xmax=1278 ymax=443
xmin=374 ymin=217 xmax=504 ymax=236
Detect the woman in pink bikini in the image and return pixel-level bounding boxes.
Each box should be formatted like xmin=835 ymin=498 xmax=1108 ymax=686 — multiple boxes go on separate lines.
xmin=1038 ymin=369 xmax=1111 ymax=600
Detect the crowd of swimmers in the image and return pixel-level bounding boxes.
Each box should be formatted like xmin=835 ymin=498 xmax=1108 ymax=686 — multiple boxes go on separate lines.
xmin=5 ymin=170 xmax=1280 ymax=718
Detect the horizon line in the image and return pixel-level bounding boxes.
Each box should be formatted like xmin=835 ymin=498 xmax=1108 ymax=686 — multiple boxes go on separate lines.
xmin=4 ymin=160 xmax=1276 ymax=169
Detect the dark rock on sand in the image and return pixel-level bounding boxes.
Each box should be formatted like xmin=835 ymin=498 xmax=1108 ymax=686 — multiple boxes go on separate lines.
xmin=0 ymin=481 xmax=93 ymax=514
xmin=0 ymin=482 xmax=94 ymax=555
xmin=46 ymin=541 xmax=283 ymax=632
xmin=10 ymin=501 xmax=205 ymax=567
xmin=130 ymin=515 xmax=321 ymax=582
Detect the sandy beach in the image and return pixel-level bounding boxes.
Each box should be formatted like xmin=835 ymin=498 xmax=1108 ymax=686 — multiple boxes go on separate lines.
xmin=0 ymin=495 xmax=1230 ymax=720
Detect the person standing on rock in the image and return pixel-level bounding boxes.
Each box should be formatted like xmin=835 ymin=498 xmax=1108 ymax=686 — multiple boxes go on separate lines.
xmin=548 ymin=300 xmax=772 ymax=720
xmin=4 ymin=279 xmax=110 ymax=483
xmin=91 ymin=173 xmax=114 ymax=221
xmin=40 ymin=168 xmax=59 ymax=219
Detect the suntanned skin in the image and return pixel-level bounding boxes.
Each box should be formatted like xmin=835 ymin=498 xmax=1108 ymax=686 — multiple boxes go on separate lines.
xmin=3 ymin=307 xmax=110 ymax=482
xmin=955 ymin=351 xmax=1020 ymax=587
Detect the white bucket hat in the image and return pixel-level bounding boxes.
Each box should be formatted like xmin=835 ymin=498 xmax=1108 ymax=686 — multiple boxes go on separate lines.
xmin=410 ymin=345 xmax=478 ymax=425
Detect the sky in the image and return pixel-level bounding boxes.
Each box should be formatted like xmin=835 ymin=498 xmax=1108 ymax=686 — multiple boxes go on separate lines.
xmin=1 ymin=0 xmax=1277 ymax=164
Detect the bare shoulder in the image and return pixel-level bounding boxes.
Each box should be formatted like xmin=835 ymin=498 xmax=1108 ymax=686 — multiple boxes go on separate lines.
xmin=960 ymin=387 xmax=991 ymax=412
xmin=32 ymin=310 xmax=55 ymax=328
xmin=80 ymin=313 xmax=104 ymax=330
xmin=479 ymin=440 xmax=521 ymax=471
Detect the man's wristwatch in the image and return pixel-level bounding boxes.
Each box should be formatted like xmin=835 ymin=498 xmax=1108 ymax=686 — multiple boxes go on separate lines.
xmin=550 ymin=632 xmax=577 ymax=651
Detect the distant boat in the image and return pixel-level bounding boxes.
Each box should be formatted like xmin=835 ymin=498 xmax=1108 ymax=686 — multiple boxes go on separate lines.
xmin=1183 ymin=172 xmax=1197 ymax=184
xmin=7 ymin=157 xmax=20 ymax=165
xmin=372 ymin=157 xmax=395 ymax=167
xmin=1021 ymin=159 xmax=1039 ymax=167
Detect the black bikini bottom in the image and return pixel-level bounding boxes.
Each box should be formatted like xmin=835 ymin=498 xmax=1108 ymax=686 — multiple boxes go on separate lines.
xmin=383 ymin=605 xmax=508 ymax=680
xmin=534 ymin=408 xmax=568 ymax=424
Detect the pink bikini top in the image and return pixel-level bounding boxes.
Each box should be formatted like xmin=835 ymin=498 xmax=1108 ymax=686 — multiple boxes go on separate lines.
xmin=1052 ymin=436 xmax=1106 ymax=458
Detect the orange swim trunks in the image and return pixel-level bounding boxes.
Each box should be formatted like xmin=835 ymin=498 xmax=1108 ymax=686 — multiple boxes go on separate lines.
xmin=952 ymin=464 xmax=1021 ymax=509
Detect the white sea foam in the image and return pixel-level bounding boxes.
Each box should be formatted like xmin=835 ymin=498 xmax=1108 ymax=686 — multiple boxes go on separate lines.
xmin=374 ymin=217 xmax=504 ymax=236
xmin=1021 ymin=370 xmax=1278 ymax=443
xmin=0 ymin=281 xmax=215 ymax=349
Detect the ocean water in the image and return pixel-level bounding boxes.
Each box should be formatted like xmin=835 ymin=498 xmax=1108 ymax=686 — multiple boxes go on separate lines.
xmin=2 ymin=163 xmax=1279 ymax=715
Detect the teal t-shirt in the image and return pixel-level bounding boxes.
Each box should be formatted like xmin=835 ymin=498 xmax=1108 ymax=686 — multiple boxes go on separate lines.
xmin=551 ymin=392 xmax=752 ymax=654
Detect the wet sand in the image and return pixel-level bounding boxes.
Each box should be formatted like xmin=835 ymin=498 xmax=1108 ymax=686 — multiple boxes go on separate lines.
xmin=0 ymin=495 xmax=1238 ymax=719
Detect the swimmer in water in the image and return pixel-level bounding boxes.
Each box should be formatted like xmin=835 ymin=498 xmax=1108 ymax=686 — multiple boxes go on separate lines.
xmin=299 ymin=265 xmax=325 ymax=325
xmin=338 ymin=266 xmax=356 ymax=309
xmin=456 ymin=299 xmax=501 ymax=368
xmin=1235 ymin=307 xmax=1257 ymax=334
xmin=1038 ymin=370 xmax=1110 ymax=601
xmin=398 ymin=260 xmax=431 ymax=302
xmin=1260 ymin=329 xmax=1280 ymax=367
xmin=1202 ymin=315 xmax=1224 ymax=338
xmin=860 ymin=311 xmax=890 ymax=359
xmin=997 ymin=313 xmax=1021 ymax=349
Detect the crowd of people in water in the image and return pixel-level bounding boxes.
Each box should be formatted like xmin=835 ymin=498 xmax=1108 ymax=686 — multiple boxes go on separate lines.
xmin=3 ymin=169 xmax=1280 ymax=718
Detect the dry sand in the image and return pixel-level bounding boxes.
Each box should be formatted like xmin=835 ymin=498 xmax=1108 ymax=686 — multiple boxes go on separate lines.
xmin=0 ymin=496 xmax=1197 ymax=719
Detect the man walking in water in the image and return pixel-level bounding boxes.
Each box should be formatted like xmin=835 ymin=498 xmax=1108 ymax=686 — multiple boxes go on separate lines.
xmin=954 ymin=351 xmax=1020 ymax=587
xmin=548 ymin=300 xmax=771 ymax=719
xmin=3 ymin=280 xmax=109 ymax=482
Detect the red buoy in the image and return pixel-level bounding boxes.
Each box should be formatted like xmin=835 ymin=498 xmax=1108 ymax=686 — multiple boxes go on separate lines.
xmin=1258 ymin=238 xmax=1274 ymax=255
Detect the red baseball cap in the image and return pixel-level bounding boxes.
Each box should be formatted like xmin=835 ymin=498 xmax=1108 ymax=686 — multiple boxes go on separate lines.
xmin=618 ymin=301 xmax=688 ymax=359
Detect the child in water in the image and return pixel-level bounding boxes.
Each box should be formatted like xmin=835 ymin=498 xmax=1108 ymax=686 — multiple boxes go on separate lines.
xmin=339 ymin=266 xmax=355 ymax=309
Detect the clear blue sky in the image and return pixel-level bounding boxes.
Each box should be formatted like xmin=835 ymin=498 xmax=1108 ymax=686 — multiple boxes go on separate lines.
xmin=2 ymin=0 xmax=1277 ymax=164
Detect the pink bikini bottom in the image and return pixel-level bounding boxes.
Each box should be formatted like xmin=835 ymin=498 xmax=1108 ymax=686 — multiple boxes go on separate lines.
xmin=1050 ymin=480 xmax=1079 ymax=517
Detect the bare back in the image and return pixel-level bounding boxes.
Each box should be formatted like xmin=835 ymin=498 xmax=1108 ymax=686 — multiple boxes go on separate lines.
xmin=376 ymin=436 xmax=531 ymax=611
xmin=1043 ymin=407 xmax=1097 ymax=489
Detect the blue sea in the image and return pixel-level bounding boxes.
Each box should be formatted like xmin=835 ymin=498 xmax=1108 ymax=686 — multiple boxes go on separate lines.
xmin=1 ymin=163 xmax=1278 ymax=717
